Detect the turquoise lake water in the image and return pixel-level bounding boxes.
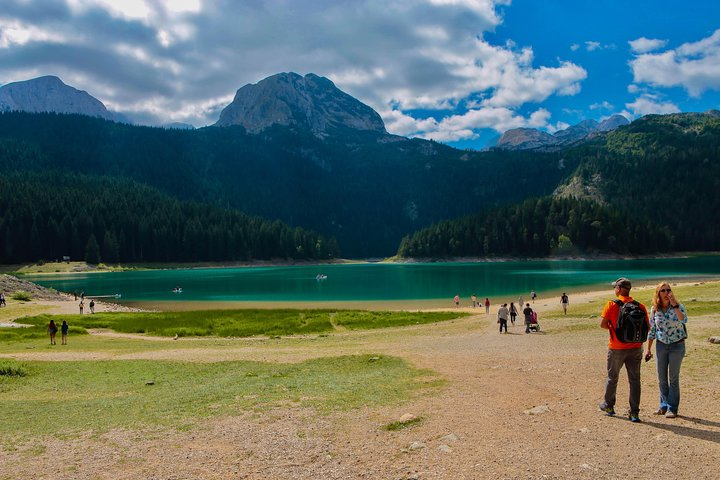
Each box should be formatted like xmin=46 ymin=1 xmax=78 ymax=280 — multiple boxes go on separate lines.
xmin=23 ymin=256 xmax=720 ymax=303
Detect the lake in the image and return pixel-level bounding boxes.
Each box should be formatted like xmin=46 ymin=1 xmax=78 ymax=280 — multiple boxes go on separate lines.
xmin=23 ymin=256 xmax=720 ymax=305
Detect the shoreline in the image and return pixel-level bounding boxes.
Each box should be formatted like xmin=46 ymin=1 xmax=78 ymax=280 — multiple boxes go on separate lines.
xmin=6 ymin=251 xmax=720 ymax=276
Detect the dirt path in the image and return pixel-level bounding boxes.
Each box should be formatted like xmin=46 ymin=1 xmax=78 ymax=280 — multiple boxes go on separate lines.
xmin=2 ymin=288 xmax=719 ymax=479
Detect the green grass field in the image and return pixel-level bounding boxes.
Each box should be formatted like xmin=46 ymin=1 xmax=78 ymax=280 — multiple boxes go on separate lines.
xmin=0 ymin=355 xmax=442 ymax=442
xmin=6 ymin=309 xmax=467 ymax=339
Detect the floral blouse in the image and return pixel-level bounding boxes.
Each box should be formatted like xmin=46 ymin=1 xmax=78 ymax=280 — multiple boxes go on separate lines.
xmin=648 ymin=304 xmax=687 ymax=344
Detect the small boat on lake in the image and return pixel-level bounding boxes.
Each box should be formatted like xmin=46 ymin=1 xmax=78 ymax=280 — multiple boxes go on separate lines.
xmin=315 ymin=274 xmax=327 ymax=281
xmin=172 ymin=286 xmax=183 ymax=293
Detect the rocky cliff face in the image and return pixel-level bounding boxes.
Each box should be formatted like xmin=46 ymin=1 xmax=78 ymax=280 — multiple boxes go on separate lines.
xmin=495 ymin=128 xmax=558 ymax=150
xmin=496 ymin=114 xmax=629 ymax=151
xmin=0 ymin=76 xmax=116 ymax=121
xmin=214 ymin=72 xmax=387 ymax=136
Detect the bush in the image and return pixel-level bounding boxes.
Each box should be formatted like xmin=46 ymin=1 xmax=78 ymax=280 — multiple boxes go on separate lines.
xmin=0 ymin=361 xmax=28 ymax=377
xmin=11 ymin=291 xmax=32 ymax=302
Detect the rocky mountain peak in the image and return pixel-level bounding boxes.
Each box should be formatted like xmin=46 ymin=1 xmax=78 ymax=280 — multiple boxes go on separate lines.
xmin=496 ymin=115 xmax=629 ymax=151
xmin=214 ymin=72 xmax=387 ymax=136
xmin=0 ymin=75 xmax=116 ymax=121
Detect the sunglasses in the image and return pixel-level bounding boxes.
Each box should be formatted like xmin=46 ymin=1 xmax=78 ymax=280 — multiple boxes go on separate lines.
xmin=659 ymin=288 xmax=672 ymax=293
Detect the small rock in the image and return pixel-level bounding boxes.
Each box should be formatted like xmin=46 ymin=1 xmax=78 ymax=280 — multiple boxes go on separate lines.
xmin=368 ymin=356 xmax=381 ymax=362
xmin=524 ymin=405 xmax=550 ymax=415
xmin=145 ymin=380 xmax=155 ymax=385
xmin=399 ymin=413 xmax=417 ymax=423
xmin=578 ymin=428 xmax=589 ymax=434
xmin=709 ymin=336 xmax=720 ymax=344
xmin=440 ymin=433 xmax=459 ymax=442
xmin=409 ymin=441 xmax=426 ymax=451
xmin=438 ymin=444 xmax=452 ymax=453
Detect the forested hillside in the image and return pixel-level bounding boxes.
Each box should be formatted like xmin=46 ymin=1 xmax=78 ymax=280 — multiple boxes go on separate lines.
xmin=0 ymin=112 xmax=574 ymax=257
xmin=0 ymin=172 xmax=338 ymax=263
xmin=397 ymin=112 xmax=720 ymax=258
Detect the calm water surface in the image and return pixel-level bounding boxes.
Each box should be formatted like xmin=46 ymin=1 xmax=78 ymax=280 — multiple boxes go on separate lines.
xmin=24 ymin=256 xmax=720 ymax=304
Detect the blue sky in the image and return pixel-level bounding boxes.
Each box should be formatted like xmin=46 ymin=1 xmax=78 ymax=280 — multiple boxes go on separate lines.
xmin=1 ymin=1 xmax=719 ymax=149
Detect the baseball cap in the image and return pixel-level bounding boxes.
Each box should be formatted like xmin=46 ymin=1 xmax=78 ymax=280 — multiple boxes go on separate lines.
xmin=611 ymin=277 xmax=631 ymax=288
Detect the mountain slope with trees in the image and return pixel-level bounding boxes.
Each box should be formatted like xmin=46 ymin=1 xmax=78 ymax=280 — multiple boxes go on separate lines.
xmin=397 ymin=111 xmax=720 ymax=258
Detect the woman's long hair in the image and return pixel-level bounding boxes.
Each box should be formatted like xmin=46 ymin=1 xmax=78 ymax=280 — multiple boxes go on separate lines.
xmin=652 ymin=281 xmax=680 ymax=311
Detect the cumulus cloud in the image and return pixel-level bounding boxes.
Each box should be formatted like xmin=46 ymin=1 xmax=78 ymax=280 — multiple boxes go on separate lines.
xmin=589 ymin=101 xmax=614 ymax=111
xmin=0 ymin=0 xmax=586 ymax=142
xmin=625 ymin=94 xmax=679 ymax=117
xmin=628 ymin=37 xmax=667 ymax=54
xmin=630 ymin=29 xmax=720 ymax=96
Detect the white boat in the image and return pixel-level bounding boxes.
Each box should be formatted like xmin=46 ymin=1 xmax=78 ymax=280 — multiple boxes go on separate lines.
xmin=315 ymin=274 xmax=327 ymax=280
xmin=172 ymin=287 xmax=183 ymax=293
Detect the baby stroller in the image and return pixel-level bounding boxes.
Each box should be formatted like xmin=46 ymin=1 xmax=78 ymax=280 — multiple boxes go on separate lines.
xmin=528 ymin=311 xmax=540 ymax=332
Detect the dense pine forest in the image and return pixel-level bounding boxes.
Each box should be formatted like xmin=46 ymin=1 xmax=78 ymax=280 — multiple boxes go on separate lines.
xmin=397 ymin=111 xmax=720 ymax=258
xmin=0 ymin=112 xmax=577 ymax=257
xmin=1 ymin=110 xmax=718 ymax=263
xmin=0 ymin=172 xmax=338 ymax=263
xmin=397 ymin=196 xmax=673 ymax=257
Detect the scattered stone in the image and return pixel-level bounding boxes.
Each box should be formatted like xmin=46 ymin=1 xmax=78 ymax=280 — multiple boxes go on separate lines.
xmin=368 ymin=356 xmax=381 ymax=362
xmin=578 ymin=428 xmax=590 ymax=434
xmin=439 ymin=433 xmax=459 ymax=442
xmin=438 ymin=444 xmax=452 ymax=453
xmin=145 ymin=380 xmax=155 ymax=385
xmin=709 ymin=336 xmax=720 ymax=344
xmin=399 ymin=413 xmax=418 ymax=423
xmin=524 ymin=405 xmax=550 ymax=415
xmin=409 ymin=441 xmax=426 ymax=451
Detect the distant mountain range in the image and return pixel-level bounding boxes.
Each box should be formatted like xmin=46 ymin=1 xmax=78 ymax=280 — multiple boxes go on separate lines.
xmin=494 ymin=115 xmax=630 ymax=150
xmin=1 ymin=74 xmax=627 ymax=145
xmin=1 ymin=72 xmax=718 ymax=260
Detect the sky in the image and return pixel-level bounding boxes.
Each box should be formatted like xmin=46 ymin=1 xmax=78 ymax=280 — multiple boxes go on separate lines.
xmin=1 ymin=0 xmax=720 ymax=149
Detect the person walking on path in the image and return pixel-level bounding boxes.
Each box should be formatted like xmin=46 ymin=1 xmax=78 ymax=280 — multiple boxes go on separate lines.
xmin=48 ymin=320 xmax=58 ymax=345
xmin=471 ymin=294 xmax=477 ymax=308
xmin=599 ymin=277 xmax=650 ymax=423
xmin=497 ymin=303 xmax=509 ymax=333
xmin=561 ymin=293 xmax=569 ymax=314
xmin=89 ymin=299 xmax=95 ymax=314
xmin=531 ymin=290 xmax=537 ymax=303
xmin=79 ymin=300 xmax=84 ymax=314
xmin=453 ymin=294 xmax=460 ymax=307
xmin=522 ymin=303 xmax=534 ymax=333
xmin=484 ymin=298 xmax=490 ymax=314
xmin=509 ymin=302 xmax=518 ymax=325
xmin=61 ymin=320 xmax=69 ymax=345
xmin=645 ymin=281 xmax=687 ymax=418
xmin=0 ymin=292 xmax=6 ymax=307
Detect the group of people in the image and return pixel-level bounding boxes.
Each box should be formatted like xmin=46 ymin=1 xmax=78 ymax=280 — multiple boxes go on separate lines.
xmin=47 ymin=319 xmax=69 ymax=345
xmin=600 ymin=277 xmax=687 ymax=422
xmin=78 ymin=299 xmax=95 ymax=314
xmin=496 ymin=301 xmax=538 ymax=333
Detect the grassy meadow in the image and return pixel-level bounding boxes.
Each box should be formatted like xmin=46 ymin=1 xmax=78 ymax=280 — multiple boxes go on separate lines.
xmin=0 ymin=308 xmax=462 ymax=444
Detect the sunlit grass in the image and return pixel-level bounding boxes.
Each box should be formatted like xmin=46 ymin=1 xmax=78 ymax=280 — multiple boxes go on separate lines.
xmin=0 ymin=355 xmax=442 ymax=443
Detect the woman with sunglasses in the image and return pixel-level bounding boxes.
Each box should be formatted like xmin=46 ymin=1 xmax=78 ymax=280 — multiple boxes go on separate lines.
xmin=645 ymin=282 xmax=687 ymax=418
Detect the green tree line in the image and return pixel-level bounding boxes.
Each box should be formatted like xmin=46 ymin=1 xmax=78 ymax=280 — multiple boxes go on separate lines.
xmin=0 ymin=172 xmax=338 ymax=263
xmin=397 ymin=196 xmax=674 ymax=258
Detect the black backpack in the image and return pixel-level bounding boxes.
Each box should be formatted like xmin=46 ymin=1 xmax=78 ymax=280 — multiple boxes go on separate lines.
xmin=613 ymin=299 xmax=649 ymax=343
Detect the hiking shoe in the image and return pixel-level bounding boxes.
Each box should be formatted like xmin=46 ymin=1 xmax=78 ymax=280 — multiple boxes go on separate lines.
xmin=599 ymin=403 xmax=615 ymax=416
xmin=629 ymin=413 xmax=641 ymax=423
xmin=654 ymin=407 xmax=667 ymax=415
xmin=665 ymin=410 xmax=677 ymax=418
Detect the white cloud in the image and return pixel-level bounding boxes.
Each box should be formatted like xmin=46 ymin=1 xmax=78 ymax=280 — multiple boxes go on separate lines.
xmin=628 ymin=37 xmax=667 ymax=54
xmin=570 ymin=43 xmax=580 ymax=52
xmin=589 ymin=101 xmax=613 ymax=111
xmin=625 ymin=94 xmax=679 ymax=117
xmin=385 ymin=105 xmax=556 ymax=142
xmin=630 ymin=29 xmax=720 ymax=96
xmin=585 ymin=41 xmax=601 ymax=52
xmin=0 ymin=0 xmax=587 ymax=140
